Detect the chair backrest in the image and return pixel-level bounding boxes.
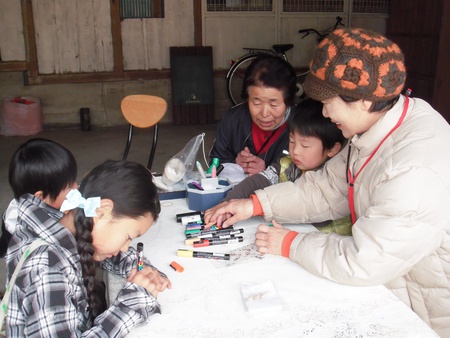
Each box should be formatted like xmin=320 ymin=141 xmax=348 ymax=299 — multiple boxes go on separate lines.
xmin=121 ymin=95 xmax=167 ymax=127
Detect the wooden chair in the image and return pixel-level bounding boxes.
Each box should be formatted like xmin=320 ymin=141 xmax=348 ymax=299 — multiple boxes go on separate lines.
xmin=121 ymin=95 xmax=167 ymax=170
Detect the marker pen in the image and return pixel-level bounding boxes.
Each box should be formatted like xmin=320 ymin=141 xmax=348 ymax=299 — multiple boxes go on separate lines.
xmin=196 ymin=161 xmax=207 ymax=179
xmin=137 ymin=242 xmax=144 ymax=271
xmin=170 ymin=261 xmax=184 ymax=272
xmin=177 ymin=249 xmax=231 ymax=260
xmin=193 ymin=236 xmax=244 ymax=247
xmin=191 ymin=181 xmax=204 ymax=191
xmin=185 ymin=226 xmax=234 ymax=237
xmin=181 ymin=214 xmax=203 ymax=226
xmin=185 ymin=234 xmax=240 ymax=246
xmin=207 ymin=158 xmax=220 ymax=174
xmin=189 ymin=228 xmax=244 ymax=239
xmin=216 ymin=164 xmax=224 ymax=176
xmin=176 ymin=211 xmax=204 ymax=222
xmin=185 ymin=224 xmax=204 ymax=230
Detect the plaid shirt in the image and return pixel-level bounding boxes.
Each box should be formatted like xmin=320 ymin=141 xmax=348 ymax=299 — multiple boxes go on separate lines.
xmin=5 ymin=194 xmax=161 ymax=337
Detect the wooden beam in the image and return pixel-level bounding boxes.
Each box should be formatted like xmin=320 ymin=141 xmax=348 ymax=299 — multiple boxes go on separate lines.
xmin=25 ymin=69 xmax=171 ymax=85
xmin=22 ymin=0 xmax=39 ymax=78
xmin=0 ymin=61 xmax=27 ymax=72
xmin=110 ymin=0 xmax=124 ymax=74
xmin=193 ymin=0 xmax=202 ymax=46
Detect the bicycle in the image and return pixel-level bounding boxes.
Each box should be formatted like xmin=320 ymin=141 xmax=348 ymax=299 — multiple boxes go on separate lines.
xmin=226 ymin=16 xmax=345 ymax=106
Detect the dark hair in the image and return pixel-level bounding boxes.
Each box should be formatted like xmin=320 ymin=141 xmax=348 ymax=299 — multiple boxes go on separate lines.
xmin=74 ymin=160 xmax=160 ymax=319
xmin=241 ymin=55 xmax=298 ymax=106
xmin=339 ymin=95 xmax=398 ymax=113
xmin=288 ymin=98 xmax=346 ymax=151
xmin=8 ymin=138 xmax=77 ymax=200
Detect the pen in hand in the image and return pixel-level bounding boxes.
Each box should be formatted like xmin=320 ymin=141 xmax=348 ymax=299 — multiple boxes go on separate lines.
xmin=137 ymin=242 xmax=144 ymax=271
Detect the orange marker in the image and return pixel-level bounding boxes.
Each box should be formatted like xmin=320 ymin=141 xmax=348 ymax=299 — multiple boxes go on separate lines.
xmin=170 ymin=261 xmax=184 ymax=272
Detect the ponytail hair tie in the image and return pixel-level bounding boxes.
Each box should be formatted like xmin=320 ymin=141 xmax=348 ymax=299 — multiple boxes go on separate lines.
xmin=60 ymin=189 xmax=101 ymax=217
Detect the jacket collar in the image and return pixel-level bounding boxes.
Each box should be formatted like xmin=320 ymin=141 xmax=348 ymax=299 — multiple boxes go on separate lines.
xmin=350 ymin=95 xmax=407 ymax=157
xmin=17 ymin=194 xmax=78 ymax=254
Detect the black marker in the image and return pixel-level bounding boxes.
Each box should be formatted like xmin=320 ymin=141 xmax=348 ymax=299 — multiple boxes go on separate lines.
xmin=137 ymin=242 xmax=144 ymax=271
xmin=177 ymin=249 xmax=231 ymax=260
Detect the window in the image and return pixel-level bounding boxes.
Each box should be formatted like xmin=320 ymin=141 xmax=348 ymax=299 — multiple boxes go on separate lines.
xmin=283 ymin=0 xmax=344 ymax=12
xmin=206 ymin=0 xmax=389 ymax=14
xmin=206 ymin=0 xmax=273 ymax=12
xmin=352 ymin=0 xmax=389 ymax=13
xmin=119 ymin=0 xmax=164 ymax=19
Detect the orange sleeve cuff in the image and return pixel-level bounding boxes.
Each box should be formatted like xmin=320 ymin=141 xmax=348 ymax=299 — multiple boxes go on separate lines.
xmin=282 ymin=231 xmax=298 ymax=258
xmin=250 ymin=194 xmax=263 ymax=216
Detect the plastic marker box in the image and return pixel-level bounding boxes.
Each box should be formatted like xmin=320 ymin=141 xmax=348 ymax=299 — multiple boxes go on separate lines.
xmin=186 ymin=179 xmax=232 ymax=211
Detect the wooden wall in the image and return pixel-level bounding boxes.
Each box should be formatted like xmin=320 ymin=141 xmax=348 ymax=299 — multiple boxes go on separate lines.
xmin=0 ymin=0 xmax=394 ymax=127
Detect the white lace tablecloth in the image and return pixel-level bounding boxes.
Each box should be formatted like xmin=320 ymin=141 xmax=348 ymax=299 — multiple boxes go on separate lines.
xmin=107 ymin=199 xmax=438 ymax=338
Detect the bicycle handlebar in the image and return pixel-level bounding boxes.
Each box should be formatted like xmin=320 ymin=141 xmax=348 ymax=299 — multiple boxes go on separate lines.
xmin=298 ymin=16 xmax=344 ymax=39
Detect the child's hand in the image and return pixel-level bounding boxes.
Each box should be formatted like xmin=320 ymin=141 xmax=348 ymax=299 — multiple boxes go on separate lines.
xmin=255 ymin=220 xmax=290 ymax=255
xmin=128 ymin=266 xmax=172 ymax=297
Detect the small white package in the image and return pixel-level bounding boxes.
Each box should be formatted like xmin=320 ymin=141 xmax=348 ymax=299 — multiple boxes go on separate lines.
xmin=240 ymin=280 xmax=283 ymax=312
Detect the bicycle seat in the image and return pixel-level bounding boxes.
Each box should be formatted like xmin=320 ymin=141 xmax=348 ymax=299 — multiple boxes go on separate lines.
xmin=272 ymin=44 xmax=294 ymax=54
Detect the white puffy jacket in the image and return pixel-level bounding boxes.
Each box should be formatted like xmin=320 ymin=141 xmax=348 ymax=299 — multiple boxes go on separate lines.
xmin=255 ymin=95 xmax=450 ymax=337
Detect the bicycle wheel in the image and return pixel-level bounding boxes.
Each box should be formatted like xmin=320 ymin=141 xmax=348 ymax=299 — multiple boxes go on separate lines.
xmin=295 ymin=70 xmax=309 ymax=103
xmin=226 ymin=54 xmax=258 ymax=105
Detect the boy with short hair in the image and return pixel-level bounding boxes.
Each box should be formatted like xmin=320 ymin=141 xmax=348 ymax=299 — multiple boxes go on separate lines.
xmin=0 ymin=138 xmax=77 ymax=258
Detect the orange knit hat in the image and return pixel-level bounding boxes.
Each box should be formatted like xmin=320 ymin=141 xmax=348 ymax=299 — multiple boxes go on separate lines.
xmin=304 ymin=28 xmax=406 ymax=102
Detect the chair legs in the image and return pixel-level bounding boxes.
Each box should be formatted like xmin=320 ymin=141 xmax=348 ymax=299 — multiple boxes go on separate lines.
xmin=122 ymin=124 xmax=134 ymax=160
xmin=123 ymin=123 xmax=159 ymax=171
xmin=147 ymin=123 xmax=159 ymax=171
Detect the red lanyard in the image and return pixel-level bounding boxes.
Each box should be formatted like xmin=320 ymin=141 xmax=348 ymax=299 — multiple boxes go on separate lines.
xmin=347 ymin=96 xmax=409 ymax=224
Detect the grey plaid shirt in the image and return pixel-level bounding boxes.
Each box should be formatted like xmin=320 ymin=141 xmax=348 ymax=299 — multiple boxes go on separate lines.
xmin=5 ymin=194 xmax=161 ymax=337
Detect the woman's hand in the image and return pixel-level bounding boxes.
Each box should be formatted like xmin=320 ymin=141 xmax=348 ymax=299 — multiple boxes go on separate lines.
xmin=235 ymin=147 xmax=252 ymax=169
xmin=244 ymin=155 xmax=265 ymax=175
xmin=204 ymin=201 xmax=228 ymax=225
xmin=205 ymin=198 xmax=254 ymax=227
xmin=236 ymin=147 xmax=266 ymax=175
xmin=255 ymin=220 xmax=291 ymax=255
xmin=128 ymin=266 xmax=172 ymax=297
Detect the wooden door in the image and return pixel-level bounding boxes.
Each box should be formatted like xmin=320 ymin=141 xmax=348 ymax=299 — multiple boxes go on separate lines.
xmin=387 ymin=0 xmax=450 ymax=121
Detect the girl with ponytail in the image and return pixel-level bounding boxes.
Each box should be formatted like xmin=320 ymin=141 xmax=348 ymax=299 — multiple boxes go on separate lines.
xmin=5 ymin=160 xmax=171 ymax=337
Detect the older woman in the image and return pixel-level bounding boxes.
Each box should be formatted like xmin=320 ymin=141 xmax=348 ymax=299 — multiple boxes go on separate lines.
xmin=209 ymin=55 xmax=297 ymax=175
xmin=206 ymin=28 xmax=450 ymax=336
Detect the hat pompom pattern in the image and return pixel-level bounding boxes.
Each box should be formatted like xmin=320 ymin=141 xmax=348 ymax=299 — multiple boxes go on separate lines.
xmin=304 ymin=28 xmax=406 ymax=102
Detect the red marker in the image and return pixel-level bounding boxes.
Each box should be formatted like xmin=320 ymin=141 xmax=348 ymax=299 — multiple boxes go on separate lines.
xmin=211 ymin=165 xmax=217 ymax=178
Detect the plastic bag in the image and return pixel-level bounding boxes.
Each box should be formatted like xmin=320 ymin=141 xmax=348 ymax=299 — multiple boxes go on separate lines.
xmin=0 ymin=97 xmax=43 ymax=136
xmin=162 ymin=133 xmax=204 ymax=186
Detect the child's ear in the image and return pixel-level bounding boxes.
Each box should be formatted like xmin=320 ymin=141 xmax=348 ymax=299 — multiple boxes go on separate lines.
xmin=94 ymin=199 xmax=114 ymax=220
xmin=34 ymin=190 xmax=53 ymax=204
xmin=326 ymin=142 xmax=342 ymax=158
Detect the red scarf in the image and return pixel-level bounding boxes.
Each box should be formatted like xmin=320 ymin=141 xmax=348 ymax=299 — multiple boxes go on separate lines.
xmin=251 ymin=122 xmax=287 ymax=155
